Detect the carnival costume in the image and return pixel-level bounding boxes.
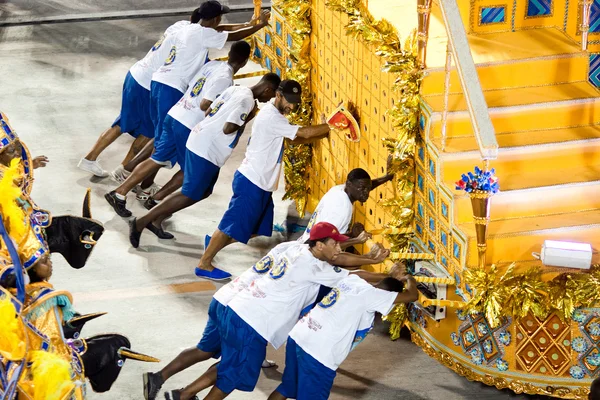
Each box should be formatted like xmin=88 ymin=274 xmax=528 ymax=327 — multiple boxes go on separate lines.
xmin=0 ymin=113 xmax=159 ymax=399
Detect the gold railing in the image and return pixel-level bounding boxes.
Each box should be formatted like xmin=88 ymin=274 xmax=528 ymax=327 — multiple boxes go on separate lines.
xmin=417 ymin=0 xmax=498 ymax=161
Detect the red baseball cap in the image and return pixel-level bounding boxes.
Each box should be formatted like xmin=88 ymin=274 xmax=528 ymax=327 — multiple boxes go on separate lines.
xmin=309 ymin=222 xmax=349 ymax=242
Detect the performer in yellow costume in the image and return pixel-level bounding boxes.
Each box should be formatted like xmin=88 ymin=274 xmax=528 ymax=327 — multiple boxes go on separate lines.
xmin=0 ymin=112 xmax=159 ymax=399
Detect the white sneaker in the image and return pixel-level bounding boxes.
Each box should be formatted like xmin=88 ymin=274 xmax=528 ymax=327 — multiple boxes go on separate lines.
xmin=110 ymin=164 xmax=131 ymax=184
xmin=78 ymin=158 xmax=108 ymax=178
xmin=136 ymin=183 xmax=162 ymax=201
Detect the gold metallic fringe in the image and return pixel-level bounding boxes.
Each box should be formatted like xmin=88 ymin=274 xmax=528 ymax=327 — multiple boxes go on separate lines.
xmin=271 ymin=0 xmax=314 ymax=217
xmin=382 ymin=303 xmax=408 ymax=340
xmin=411 ymin=331 xmax=590 ymax=399
xmin=464 ymin=263 xmax=600 ymax=328
xmin=325 ymin=0 xmax=422 ymax=254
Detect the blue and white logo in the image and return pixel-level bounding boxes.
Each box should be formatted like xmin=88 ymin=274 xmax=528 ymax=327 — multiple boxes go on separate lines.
xmin=164 ymin=46 xmax=177 ymax=65
xmin=318 ymin=288 xmax=340 ymax=308
xmin=208 ymin=101 xmax=224 ymax=117
xmin=253 ymin=255 xmax=274 ymax=274
xmin=269 ymin=258 xmax=288 ymax=280
xmin=190 ymin=77 xmax=206 ymax=97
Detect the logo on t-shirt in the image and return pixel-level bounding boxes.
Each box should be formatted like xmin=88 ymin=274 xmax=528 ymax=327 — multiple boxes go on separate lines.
xmin=190 ymin=77 xmax=206 ymax=98
xmin=152 ymin=35 xmax=165 ymax=51
xmin=305 ymin=211 xmax=318 ymax=233
xmin=164 ymin=46 xmax=177 ymax=66
xmin=318 ymin=288 xmax=340 ymax=308
xmin=333 ymin=266 xmax=342 ymax=273
xmin=269 ymin=258 xmax=288 ymax=280
xmin=252 ymin=255 xmax=274 ymax=274
xmin=208 ymin=101 xmax=224 ymax=117
xmin=240 ymin=113 xmax=248 ymax=122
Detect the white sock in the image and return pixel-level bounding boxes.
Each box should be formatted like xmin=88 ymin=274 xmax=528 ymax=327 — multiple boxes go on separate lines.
xmin=115 ymin=193 xmax=126 ymax=201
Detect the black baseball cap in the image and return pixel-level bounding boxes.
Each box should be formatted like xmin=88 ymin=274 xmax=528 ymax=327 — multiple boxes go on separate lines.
xmin=277 ymin=80 xmax=302 ymax=104
xmin=197 ymin=0 xmax=231 ymax=20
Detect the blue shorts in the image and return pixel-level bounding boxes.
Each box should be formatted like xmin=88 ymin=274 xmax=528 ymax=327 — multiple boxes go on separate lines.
xmin=150 ymin=81 xmax=183 ymax=139
xmin=181 ymin=152 xmax=220 ymax=201
xmin=218 ymin=171 xmax=274 ymax=244
xmin=196 ymin=298 xmax=225 ymax=359
xmin=112 ymin=72 xmax=153 ymax=138
xmin=276 ymin=338 xmax=336 ymax=400
xmin=216 ymin=307 xmax=267 ymax=394
xmin=151 ymin=115 xmax=190 ymax=169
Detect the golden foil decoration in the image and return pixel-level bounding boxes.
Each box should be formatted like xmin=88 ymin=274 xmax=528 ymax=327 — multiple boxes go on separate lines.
xmin=469 ymin=190 xmax=493 ymax=269
xmin=325 ymin=0 xmax=423 ymax=256
xmin=464 ymin=263 xmax=600 ymax=327
xmin=382 ymin=303 xmax=408 ymax=340
xmin=261 ymin=0 xmax=313 ymax=217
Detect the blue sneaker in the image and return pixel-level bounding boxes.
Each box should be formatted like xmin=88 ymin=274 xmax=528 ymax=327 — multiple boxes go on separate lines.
xmin=204 ymin=234 xmax=211 ymax=249
xmin=195 ymin=266 xmax=231 ymax=281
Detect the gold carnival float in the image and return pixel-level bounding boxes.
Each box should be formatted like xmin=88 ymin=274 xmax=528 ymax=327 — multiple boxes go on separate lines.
xmin=249 ymin=0 xmax=600 ymax=397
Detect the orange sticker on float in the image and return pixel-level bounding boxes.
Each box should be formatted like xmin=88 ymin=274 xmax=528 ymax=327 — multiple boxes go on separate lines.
xmin=327 ymin=105 xmax=360 ymax=142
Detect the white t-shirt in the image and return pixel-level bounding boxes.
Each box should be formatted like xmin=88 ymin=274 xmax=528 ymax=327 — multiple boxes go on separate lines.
xmin=167 ymin=61 xmax=234 ymax=130
xmin=213 ymin=242 xmax=296 ymax=306
xmin=290 ymin=274 xmax=397 ymax=370
xmin=237 ymin=102 xmax=300 ymax=192
xmin=129 ymin=20 xmax=190 ymax=90
xmin=228 ymin=242 xmax=349 ymax=349
xmin=298 ymin=184 xmax=353 ymax=243
xmin=152 ymin=25 xmax=228 ymax=92
xmin=186 ymin=86 xmax=256 ymax=167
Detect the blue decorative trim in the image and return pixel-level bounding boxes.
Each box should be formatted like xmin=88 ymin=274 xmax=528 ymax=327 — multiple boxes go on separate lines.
xmin=441 ymin=202 xmax=449 ymax=218
xmin=253 ymin=46 xmax=262 ymax=60
xmin=527 ymin=0 xmax=551 ymax=16
xmin=590 ymin=54 xmax=600 ymax=88
xmin=591 ymin=0 xmax=600 ymax=33
xmin=480 ymin=6 xmax=506 ymax=24
xmin=428 ymin=189 xmax=435 ymax=206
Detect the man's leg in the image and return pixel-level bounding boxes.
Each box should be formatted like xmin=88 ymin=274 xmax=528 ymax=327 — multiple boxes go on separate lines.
xmin=116 ymin=159 xmax=162 ymax=196
xmin=179 ymin=362 xmax=218 ymax=400
xmin=267 ymin=337 xmax=298 ymax=400
xmin=160 ymin=348 xmax=214 ymax=382
xmin=145 ymin=348 xmax=212 ymax=400
xmin=105 ymin=159 xmax=162 ymax=217
xmin=197 ymin=229 xmax=235 ymax=272
xmin=130 ymin=192 xmax=196 ymax=246
xmin=78 ymin=125 xmax=122 ymax=177
xmin=152 ymin=170 xmax=184 ymax=202
xmin=267 ymin=391 xmax=287 ymax=400
xmin=121 ymin=135 xmax=151 ymax=166
xmin=124 ymin=139 xmax=155 ymax=173
xmin=203 ymin=386 xmax=229 ymax=400
xmin=84 ymin=125 xmax=122 ymax=161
